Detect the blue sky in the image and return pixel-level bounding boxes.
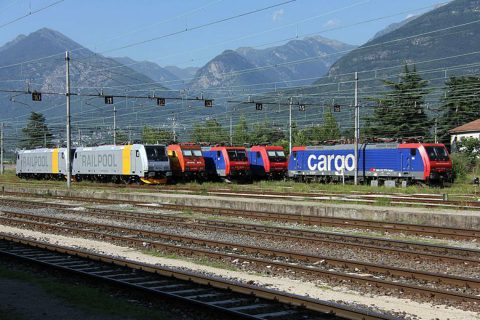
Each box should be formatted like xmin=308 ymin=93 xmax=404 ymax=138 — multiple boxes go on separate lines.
xmin=0 ymin=0 xmax=447 ymax=68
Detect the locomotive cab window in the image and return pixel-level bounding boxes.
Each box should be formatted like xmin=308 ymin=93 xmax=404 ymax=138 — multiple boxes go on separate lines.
xmin=410 ymin=149 xmax=416 ymax=157
xmin=182 ymin=150 xmax=193 ymax=157
xmin=257 ymin=152 xmax=261 ymax=158
xmin=217 ymin=151 xmax=221 ymax=159
xmin=136 ymin=150 xmax=140 ymax=157
xmin=74 ymin=153 xmax=77 ymax=159
xmin=145 ymin=146 xmax=167 ymax=161
xmin=192 ymin=150 xmax=202 ymax=157
xmin=293 ymin=152 xmax=297 ymax=160
xmin=227 ymin=150 xmax=247 ymax=161
xmin=61 ymin=153 xmax=65 ymax=159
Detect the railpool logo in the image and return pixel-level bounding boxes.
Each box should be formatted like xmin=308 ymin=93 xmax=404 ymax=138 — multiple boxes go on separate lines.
xmin=307 ymin=154 xmax=355 ymax=172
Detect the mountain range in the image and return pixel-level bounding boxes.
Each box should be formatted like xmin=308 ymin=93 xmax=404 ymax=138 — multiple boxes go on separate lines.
xmin=1 ymin=0 xmax=479 ymax=141
xmin=189 ymin=36 xmax=356 ymax=91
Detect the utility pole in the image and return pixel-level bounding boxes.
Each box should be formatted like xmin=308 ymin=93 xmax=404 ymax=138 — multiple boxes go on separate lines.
xmin=172 ymin=113 xmax=177 ymax=143
xmin=354 ymin=72 xmax=359 ymax=186
xmin=113 ymin=105 xmax=117 ymax=145
xmin=229 ymin=115 xmax=233 ymax=146
xmin=0 ymin=122 xmax=4 ymax=175
xmin=65 ymin=51 xmax=72 ymax=189
xmin=289 ymin=97 xmax=293 ymax=154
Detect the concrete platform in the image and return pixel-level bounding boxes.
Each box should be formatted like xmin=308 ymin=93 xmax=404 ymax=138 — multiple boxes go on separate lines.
xmin=2 ymin=185 xmax=480 ymax=230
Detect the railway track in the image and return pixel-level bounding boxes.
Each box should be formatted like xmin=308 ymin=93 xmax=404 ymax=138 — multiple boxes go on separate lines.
xmin=0 ymin=235 xmax=386 ymax=320
xmin=1 ymin=209 xmax=479 ymax=309
xmin=1 ymin=197 xmax=479 ymax=264
xmin=2 ymin=181 xmax=480 ymax=209
xmin=3 ymin=191 xmax=479 ymax=240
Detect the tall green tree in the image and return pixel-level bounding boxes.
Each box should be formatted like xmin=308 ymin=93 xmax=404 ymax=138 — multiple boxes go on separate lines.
xmin=368 ymin=64 xmax=430 ymax=138
xmin=191 ymin=119 xmax=228 ymax=144
xmin=250 ymin=121 xmax=285 ymax=145
xmin=438 ymin=76 xmax=480 ymax=144
xmin=141 ymin=125 xmax=173 ymax=144
xmin=21 ymin=112 xmax=53 ymax=148
xmin=115 ymin=129 xmax=130 ymax=145
xmin=232 ymin=115 xmax=249 ymax=145
xmin=304 ymin=110 xmax=341 ymax=143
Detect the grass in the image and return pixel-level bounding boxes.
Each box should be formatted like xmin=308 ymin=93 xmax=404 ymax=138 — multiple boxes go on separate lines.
xmin=2 ymin=167 xmax=479 ymax=203
xmin=0 ymin=307 xmax=23 ymax=320
xmin=142 ymin=249 xmax=238 ymax=271
xmin=0 ymin=263 xmax=170 ymax=320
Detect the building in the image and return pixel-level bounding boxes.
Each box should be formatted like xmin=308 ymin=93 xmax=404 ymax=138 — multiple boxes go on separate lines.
xmin=449 ymin=119 xmax=480 ymax=145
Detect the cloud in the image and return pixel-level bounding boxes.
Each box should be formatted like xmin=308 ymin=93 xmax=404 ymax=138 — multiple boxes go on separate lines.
xmin=323 ymin=19 xmax=340 ymax=28
xmin=272 ymin=9 xmax=284 ymax=22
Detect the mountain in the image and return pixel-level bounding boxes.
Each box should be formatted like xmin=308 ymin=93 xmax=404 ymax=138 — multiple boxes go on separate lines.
xmin=164 ymin=66 xmax=199 ymax=82
xmin=371 ymin=15 xmax=419 ymax=40
xmin=189 ymin=50 xmax=273 ymax=91
xmin=324 ymin=0 xmax=480 ymax=80
xmin=112 ymin=56 xmax=182 ymax=89
xmin=188 ymin=36 xmax=355 ymax=92
xmin=0 ymin=28 xmax=168 ymax=122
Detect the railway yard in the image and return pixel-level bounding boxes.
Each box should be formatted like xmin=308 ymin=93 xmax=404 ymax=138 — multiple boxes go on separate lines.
xmin=0 ymin=177 xmax=478 ymax=320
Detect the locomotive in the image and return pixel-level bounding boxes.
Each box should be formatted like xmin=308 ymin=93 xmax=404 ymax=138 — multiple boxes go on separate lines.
xmin=247 ymin=145 xmax=288 ymax=179
xmin=202 ymin=146 xmax=251 ymax=181
xmin=16 ymin=148 xmax=72 ymax=180
xmin=17 ymin=144 xmax=171 ymax=184
xmin=167 ymin=143 xmax=205 ymax=181
xmin=288 ymin=143 xmax=453 ymax=185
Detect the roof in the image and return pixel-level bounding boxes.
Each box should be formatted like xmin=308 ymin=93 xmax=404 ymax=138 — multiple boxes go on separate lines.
xmin=449 ymin=119 xmax=480 ymax=134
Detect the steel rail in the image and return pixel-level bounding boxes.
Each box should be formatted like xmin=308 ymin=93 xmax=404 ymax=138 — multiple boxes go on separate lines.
xmin=2 ymin=197 xmax=478 ymax=263
xmin=0 ymin=234 xmax=389 ymax=320
xmin=2 ymin=191 xmax=480 ymax=240
xmin=1 ymin=212 xmax=480 ymax=305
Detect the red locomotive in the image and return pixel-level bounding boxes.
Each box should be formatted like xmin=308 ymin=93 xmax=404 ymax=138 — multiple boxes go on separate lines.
xmin=167 ymin=143 xmax=205 ymax=181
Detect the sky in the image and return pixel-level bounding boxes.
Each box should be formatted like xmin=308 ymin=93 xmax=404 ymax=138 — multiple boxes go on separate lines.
xmin=0 ymin=0 xmax=448 ymax=68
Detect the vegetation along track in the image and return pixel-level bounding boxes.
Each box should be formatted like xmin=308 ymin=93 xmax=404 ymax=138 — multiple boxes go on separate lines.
xmin=0 ymin=235 xmax=386 ymax=320
xmin=3 ymin=191 xmax=479 ymax=240
xmin=1 ymin=205 xmax=480 ymax=311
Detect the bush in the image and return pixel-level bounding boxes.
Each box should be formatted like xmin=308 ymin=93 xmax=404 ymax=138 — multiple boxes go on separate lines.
xmin=451 ymin=152 xmax=471 ymax=181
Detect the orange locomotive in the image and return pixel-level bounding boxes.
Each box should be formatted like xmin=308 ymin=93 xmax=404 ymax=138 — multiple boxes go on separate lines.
xmin=167 ymin=143 xmax=206 ymax=181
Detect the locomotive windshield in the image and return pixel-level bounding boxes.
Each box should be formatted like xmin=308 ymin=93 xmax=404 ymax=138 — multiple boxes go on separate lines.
xmin=267 ymin=150 xmax=286 ymax=162
xmin=145 ymin=146 xmax=168 ymax=161
xmin=425 ymin=146 xmax=449 ymax=161
xmin=227 ymin=150 xmax=247 ymax=161
xmin=182 ymin=149 xmax=202 ymax=157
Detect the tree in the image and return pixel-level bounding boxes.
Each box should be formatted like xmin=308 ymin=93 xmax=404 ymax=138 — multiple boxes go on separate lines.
xmin=232 ymin=115 xmax=249 ymax=145
xmin=21 ymin=112 xmax=53 ymax=149
xmin=304 ymin=110 xmax=341 ymax=143
xmin=438 ymin=76 xmax=480 ymax=144
xmin=141 ymin=125 xmax=173 ymax=144
xmin=250 ymin=121 xmax=285 ymax=145
xmin=368 ymin=64 xmax=430 ymax=138
xmin=115 ymin=129 xmax=130 ymax=145
xmin=191 ymin=119 xmax=228 ymax=145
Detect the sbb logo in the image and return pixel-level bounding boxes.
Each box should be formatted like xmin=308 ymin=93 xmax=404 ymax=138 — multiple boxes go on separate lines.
xmin=307 ymin=154 xmax=355 ymax=172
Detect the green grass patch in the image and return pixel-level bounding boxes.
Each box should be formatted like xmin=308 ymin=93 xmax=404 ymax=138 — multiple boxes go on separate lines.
xmin=142 ymin=249 xmax=237 ymax=271
xmin=0 ymin=263 xmax=169 ymax=319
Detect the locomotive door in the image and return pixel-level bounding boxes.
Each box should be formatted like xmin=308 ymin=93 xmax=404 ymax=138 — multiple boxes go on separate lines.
xmin=402 ymin=149 xmax=415 ymax=173
xmin=130 ymin=149 xmax=137 ymax=175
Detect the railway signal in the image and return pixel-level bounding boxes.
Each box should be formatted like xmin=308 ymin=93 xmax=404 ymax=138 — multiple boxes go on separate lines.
xmin=104 ymin=96 xmax=114 ymax=104
xmin=334 ymin=104 xmax=341 ymax=112
xmin=299 ymin=104 xmax=305 ymax=111
xmin=156 ymin=97 xmax=166 ymax=106
xmin=255 ymin=103 xmax=263 ymax=111
xmin=204 ymin=99 xmax=213 ymax=107
xmin=32 ymin=91 xmax=42 ymax=101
